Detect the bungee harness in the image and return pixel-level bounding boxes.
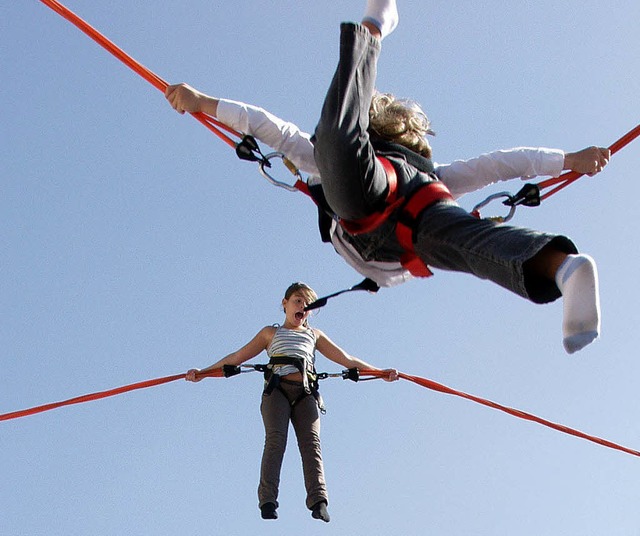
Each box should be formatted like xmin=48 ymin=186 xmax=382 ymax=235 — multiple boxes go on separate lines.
xmin=337 ymin=156 xmax=455 ymax=278
xmin=257 ymin=356 xmax=327 ymax=413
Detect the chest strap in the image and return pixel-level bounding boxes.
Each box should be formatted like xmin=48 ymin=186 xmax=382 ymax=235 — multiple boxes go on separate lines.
xmin=340 ymin=156 xmax=454 ymax=278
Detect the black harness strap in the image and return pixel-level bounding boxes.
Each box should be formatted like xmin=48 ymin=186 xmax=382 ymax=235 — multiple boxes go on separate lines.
xmin=263 ymin=356 xmax=326 ymax=414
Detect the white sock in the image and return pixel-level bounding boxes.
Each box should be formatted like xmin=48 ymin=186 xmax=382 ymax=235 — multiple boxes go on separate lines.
xmin=362 ymin=0 xmax=399 ymax=40
xmin=555 ymin=254 xmax=601 ymax=354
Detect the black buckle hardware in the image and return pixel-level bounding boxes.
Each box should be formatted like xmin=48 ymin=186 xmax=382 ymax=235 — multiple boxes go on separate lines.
xmin=503 ymin=183 xmax=541 ymax=208
xmin=222 ymin=365 xmax=242 ymax=378
xmin=235 ymin=135 xmax=270 ymax=166
xmin=342 ymin=368 xmax=360 ymax=382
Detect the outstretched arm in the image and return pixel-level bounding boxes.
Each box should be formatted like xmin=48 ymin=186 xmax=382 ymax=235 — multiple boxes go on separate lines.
xmin=165 ymin=83 xmax=318 ymax=175
xmin=185 ymin=326 xmax=274 ymax=382
xmin=314 ymin=329 xmax=398 ymax=381
xmin=438 ymin=145 xmax=611 ymax=199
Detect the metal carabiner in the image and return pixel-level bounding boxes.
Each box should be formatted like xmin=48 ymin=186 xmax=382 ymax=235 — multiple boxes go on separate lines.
xmin=471 ymin=191 xmax=517 ymax=223
xmin=258 ymin=152 xmax=304 ymax=192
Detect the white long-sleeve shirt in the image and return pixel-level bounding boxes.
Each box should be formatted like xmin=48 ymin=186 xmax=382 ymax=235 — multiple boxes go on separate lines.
xmin=217 ymin=99 xmax=565 ymax=287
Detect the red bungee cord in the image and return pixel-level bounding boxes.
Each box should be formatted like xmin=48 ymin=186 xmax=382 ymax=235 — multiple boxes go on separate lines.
xmin=472 ymin=123 xmax=640 ymax=221
xmin=3 ymin=366 xmax=640 ymax=460
xmin=359 ymin=369 xmax=640 ymax=459
xmin=537 ymin=123 xmax=640 ymax=201
xmin=38 ymin=0 xmax=244 ymax=150
xmin=0 ymin=369 xmax=223 ymax=422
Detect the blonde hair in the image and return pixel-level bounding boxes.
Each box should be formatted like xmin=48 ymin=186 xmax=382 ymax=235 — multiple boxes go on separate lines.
xmin=369 ymin=93 xmax=434 ymax=158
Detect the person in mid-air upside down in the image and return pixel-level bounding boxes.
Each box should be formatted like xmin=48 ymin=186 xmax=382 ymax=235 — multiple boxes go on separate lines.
xmin=166 ymin=0 xmax=610 ymax=355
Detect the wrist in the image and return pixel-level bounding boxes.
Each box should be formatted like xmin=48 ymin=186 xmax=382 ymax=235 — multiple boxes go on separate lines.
xmin=199 ymin=95 xmax=219 ymax=117
xmin=562 ymin=151 xmax=573 ymax=171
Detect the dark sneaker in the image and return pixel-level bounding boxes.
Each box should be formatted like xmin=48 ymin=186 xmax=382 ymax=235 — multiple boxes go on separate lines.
xmin=311 ymin=501 xmax=330 ymax=523
xmin=260 ymin=502 xmax=278 ymax=520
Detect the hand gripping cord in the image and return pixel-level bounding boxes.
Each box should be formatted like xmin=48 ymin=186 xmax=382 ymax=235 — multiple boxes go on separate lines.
xmin=472 ymin=124 xmax=640 ymax=222
xmin=2 ymin=366 xmax=639 ymax=460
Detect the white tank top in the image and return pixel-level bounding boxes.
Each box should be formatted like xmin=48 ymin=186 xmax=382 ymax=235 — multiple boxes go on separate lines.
xmin=267 ymin=325 xmax=317 ymax=376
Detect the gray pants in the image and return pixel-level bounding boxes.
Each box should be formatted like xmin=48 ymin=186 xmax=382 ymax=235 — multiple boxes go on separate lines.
xmin=258 ymin=380 xmax=328 ymax=510
xmin=314 ymin=23 xmax=576 ymax=303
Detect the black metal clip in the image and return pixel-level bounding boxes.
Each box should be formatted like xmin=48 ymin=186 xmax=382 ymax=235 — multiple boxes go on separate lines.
xmin=503 ymin=183 xmax=541 ymax=207
xmin=342 ymin=368 xmax=360 ymax=382
xmin=222 ymin=365 xmax=242 ymax=378
xmin=235 ymin=135 xmax=270 ymax=166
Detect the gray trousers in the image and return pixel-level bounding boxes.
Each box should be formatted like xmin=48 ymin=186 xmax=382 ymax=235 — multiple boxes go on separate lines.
xmin=314 ymin=23 xmax=576 ymax=303
xmin=258 ymin=380 xmax=328 ymax=510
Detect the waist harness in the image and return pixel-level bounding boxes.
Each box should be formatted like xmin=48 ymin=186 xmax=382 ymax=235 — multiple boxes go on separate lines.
xmin=340 ymin=156 xmax=454 ymax=277
xmin=263 ymin=356 xmax=326 ymax=414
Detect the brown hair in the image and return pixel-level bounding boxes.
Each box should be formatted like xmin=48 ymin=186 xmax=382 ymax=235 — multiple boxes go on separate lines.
xmin=369 ymin=92 xmax=434 ymax=158
xmin=284 ymin=282 xmax=318 ymax=305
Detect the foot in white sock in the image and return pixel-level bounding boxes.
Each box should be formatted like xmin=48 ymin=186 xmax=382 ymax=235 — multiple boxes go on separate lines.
xmin=555 ymin=254 xmax=600 ymax=354
xmin=362 ymin=0 xmax=399 ymax=39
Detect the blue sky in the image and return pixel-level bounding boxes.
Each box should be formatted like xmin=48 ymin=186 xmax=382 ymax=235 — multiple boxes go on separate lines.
xmin=2 ymin=1 xmax=640 ymax=535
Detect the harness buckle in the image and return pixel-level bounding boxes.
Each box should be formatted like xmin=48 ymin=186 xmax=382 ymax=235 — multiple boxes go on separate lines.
xmin=235 ymin=135 xmax=268 ymax=164
xmin=342 ymin=368 xmax=360 ymax=382
xmin=504 ymin=183 xmax=541 ymax=208
xmin=222 ymin=365 xmax=242 ymax=377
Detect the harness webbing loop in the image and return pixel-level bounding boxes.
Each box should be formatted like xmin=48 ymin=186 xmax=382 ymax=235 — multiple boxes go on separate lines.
xmin=395 ymin=181 xmax=454 ymax=277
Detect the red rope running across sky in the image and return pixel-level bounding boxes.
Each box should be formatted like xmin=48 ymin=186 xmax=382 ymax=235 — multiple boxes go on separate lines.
xmin=0 ymin=369 xmax=220 ymax=422
xmin=2 ymin=367 xmax=639 ymax=459
xmin=37 ymin=0 xmax=243 ymax=149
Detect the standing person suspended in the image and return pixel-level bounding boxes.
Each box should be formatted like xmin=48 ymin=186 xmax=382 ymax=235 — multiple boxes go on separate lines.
xmin=185 ymin=282 xmax=397 ymax=522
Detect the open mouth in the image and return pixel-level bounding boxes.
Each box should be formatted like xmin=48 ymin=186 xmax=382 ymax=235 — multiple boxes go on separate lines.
xmin=295 ymin=312 xmax=304 ymax=320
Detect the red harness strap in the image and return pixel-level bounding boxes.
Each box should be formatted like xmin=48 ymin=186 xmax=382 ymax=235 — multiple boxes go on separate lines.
xmin=339 ymin=156 xmax=401 ymax=235
xmin=340 ymin=156 xmax=454 ymax=278
xmin=395 ymin=181 xmax=453 ymax=277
